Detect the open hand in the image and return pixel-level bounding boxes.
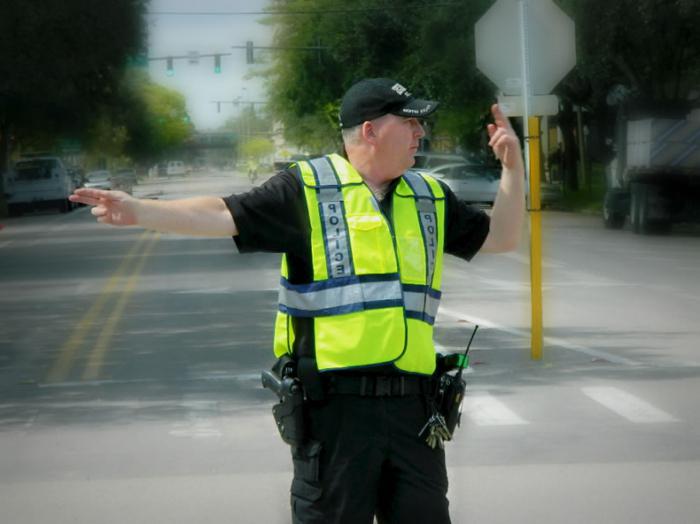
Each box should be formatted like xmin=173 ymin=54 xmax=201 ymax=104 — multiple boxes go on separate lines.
xmin=70 ymin=188 xmax=139 ymax=226
xmin=487 ymin=104 xmax=524 ymax=172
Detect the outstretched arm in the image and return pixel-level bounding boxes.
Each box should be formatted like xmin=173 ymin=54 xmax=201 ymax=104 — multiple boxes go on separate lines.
xmin=70 ymin=188 xmax=238 ymax=237
xmin=480 ymin=104 xmax=526 ymax=253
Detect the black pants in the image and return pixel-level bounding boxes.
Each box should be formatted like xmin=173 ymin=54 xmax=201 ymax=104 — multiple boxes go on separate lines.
xmin=289 ymin=394 xmax=451 ymax=524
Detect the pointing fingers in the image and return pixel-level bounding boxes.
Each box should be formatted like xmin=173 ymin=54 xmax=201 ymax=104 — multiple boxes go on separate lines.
xmin=490 ymin=103 xmax=512 ymax=130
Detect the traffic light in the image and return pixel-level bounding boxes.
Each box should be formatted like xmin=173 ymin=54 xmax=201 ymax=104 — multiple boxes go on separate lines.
xmin=166 ymin=57 xmax=174 ymax=76
xmin=246 ymin=41 xmax=254 ymax=64
xmin=214 ymin=54 xmax=221 ymax=74
xmin=127 ymin=53 xmax=148 ymax=68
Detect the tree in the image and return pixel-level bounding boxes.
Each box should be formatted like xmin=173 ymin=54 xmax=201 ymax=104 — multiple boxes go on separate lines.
xmin=263 ymin=0 xmax=496 ymax=153
xmin=263 ymin=0 xmax=700 ymax=194
xmin=138 ymin=79 xmax=192 ymax=158
xmin=240 ymin=137 xmax=275 ymax=164
xmin=84 ymin=70 xmax=193 ymax=167
xmin=220 ymin=104 xmax=272 ymax=141
xmin=555 ymin=0 xmax=700 ymax=190
xmin=0 ymin=0 xmax=146 ymax=213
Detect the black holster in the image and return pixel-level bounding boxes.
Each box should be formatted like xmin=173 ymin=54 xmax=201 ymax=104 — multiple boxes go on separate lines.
xmin=271 ymin=386 xmax=306 ymax=446
xmin=261 ymin=356 xmax=308 ymax=446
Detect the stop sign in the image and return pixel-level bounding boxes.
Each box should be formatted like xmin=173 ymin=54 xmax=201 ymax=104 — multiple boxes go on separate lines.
xmin=475 ymin=0 xmax=576 ymax=95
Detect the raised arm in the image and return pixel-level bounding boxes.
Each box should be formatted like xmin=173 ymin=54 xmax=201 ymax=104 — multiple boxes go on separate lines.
xmin=70 ymin=188 xmax=238 ymax=237
xmin=480 ymin=104 xmax=526 ymax=253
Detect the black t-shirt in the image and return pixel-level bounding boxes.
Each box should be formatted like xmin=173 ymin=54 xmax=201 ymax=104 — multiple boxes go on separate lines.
xmin=224 ymin=170 xmax=490 ymax=280
xmin=223 ymin=167 xmax=490 ymax=376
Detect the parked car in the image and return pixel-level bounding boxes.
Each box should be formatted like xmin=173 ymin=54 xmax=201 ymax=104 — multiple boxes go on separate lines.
xmin=67 ymin=166 xmax=86 ymax=187
xmin=413 ymin=152 xmax=468 ymax=170
xmin=424 ymin=162 xmax=501 ymax=205
xmin=84 ymin=170 xmax=113 ymax=190
xmin=112 ymin=169 xmax=136 ymax=194
xmin=4 ymin=156 xmax=76 ymax=214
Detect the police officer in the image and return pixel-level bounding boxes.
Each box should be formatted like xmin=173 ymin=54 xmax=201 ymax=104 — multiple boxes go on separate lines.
xmin=71 ymin=78 xmax=525 ymax=523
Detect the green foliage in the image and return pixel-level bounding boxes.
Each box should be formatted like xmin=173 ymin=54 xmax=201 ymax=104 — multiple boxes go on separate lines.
xmin=220 ymin=105 xmax=272 ymax=138
xmin=240 ymin=137 xmax=275 ymax=161
xmin=555 ymin=164 xmax=607 ymax=213
xmin=551 ymin=0 xmax=700 ymax=192
xmin=83 ymin=70 xmax=192 ymax=164
xmin=263 ymin=0 xmax=496 ymax=153
xmin=265 ymin=0 xmax=700 ymax=169
xmin=557 ymin=0 xmax=700 ymax=114
xmin=141 ymin=81 xmax=191 ymax=152
xmin=0 ymin=0 xmax=146 ymax=214
xmin=0 ymin=0 xmax=147 ymax=148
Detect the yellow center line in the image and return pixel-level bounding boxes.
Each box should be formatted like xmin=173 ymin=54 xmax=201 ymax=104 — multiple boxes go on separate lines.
xmin=82 ymin=233 xmax=160 ymax=381
xmin=45 ymin=231 xmax=152 ymax=384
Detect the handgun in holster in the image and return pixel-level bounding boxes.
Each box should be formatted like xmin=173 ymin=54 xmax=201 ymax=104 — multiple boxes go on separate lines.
xmin=261 ymin=356 xmax=307 ymax=446
xmin=434 ymin=325 xmax=478 ymax=436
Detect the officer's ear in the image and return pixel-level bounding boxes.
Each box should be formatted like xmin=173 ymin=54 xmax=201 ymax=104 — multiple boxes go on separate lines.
xmin=361 ymin=121 xmax=377 ymax=144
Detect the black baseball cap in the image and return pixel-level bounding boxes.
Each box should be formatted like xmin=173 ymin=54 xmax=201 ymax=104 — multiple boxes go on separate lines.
xmin=339 ymin=78 xmax=439 ymax=129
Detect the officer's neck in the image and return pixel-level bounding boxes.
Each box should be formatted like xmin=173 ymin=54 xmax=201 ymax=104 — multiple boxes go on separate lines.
xmin=346 ymin=151 xmax=400 ymax=201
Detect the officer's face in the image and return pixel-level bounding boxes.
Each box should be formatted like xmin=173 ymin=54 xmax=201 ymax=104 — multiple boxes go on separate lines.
xmin=371 ymin=115 xmax=426 ymax=176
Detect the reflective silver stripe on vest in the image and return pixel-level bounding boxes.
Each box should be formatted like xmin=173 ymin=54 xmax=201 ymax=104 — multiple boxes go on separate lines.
xmin=309 ymin=157 xmax=353 ymax=278
xmin=403 ymin=171 xmax=433 ymax=198
xmin=279 ymin=278 xmax=402 ymax=315
xmin=403 ymin=290 xmax=440 ymax=320
xmin=310 ymin=156 xmax=338 ymax=187
xmin=403 ymin=172 xmax=437 ymax=287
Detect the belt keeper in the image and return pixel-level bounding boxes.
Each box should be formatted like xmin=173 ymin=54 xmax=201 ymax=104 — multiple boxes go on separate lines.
xmin=360 ymin=376 xmax=368 ymax=396
xmin=399 ymin=376 xmax=405 ymax=396
xmin=376 ymin=376 xmax=391 ymax=396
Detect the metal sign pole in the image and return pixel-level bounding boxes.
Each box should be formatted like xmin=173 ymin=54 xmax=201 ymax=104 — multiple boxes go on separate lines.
xmin=476 ymin=0 xmax=576 ymax=362
xmin=519 ymin=0 xmax=543 ymax=360
xmin=519 ymin=0 xmax=532 ymax=179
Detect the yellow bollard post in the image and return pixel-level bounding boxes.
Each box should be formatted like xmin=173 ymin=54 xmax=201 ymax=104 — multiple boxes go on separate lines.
xmin=528 ymin=116 xmax=543 ymax=360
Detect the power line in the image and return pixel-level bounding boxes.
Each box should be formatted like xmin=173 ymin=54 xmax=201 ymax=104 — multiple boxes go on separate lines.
xmin=147 ymin=4 xmax=462 ymax=16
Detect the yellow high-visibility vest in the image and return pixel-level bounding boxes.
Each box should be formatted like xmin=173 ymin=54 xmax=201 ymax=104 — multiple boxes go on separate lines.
xmin=274 ymin=153 xmax=445 ymax=375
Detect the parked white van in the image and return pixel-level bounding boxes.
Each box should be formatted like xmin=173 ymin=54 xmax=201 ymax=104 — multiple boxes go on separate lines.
xmin=166 ymin=160 xmax=186 ymax=176
xmin=4 ymin=156 xmax=75 ymax=214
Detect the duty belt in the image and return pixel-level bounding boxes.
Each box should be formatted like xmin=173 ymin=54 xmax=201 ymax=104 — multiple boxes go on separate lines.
xmin=324 ymin=375 xmax=433 ymax=397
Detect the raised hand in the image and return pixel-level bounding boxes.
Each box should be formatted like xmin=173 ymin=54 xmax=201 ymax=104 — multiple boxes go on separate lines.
xmin=69 ymin=188 xmax=139 ymax=226
xmin=487 ymin=104 xmax=524 ymax=172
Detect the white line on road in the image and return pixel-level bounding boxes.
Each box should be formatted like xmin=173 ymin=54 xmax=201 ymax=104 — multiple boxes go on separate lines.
xmin=464 ymin=393 xmax=529 ymax=426
xmin=437 ymin=307 xmax=640 ymax=366
xmin=542 ymin=336 xmax=639 ymax=366
xmin=581 ymin=386 xmax=678 ymax=423
xmin=38 ymin=378 xmax=157 ymax=388
xmin=170 ymin=395 xmax=224 ymax=439
xmin=501 ymin=251 xmax=565 ymax=269
xmin=169 ymin=419 xmax=223 ymax=439
xmin=0 ymin=240 xmax=12 ymax=249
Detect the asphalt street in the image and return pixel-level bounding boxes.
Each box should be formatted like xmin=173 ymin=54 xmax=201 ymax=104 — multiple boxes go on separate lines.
xmin=1 ymin=171 xmax=699 ymax=523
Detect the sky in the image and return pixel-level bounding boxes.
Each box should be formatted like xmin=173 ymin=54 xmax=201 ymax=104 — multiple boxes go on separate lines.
xmin=146 ymin=0 xmax=274 ymax=131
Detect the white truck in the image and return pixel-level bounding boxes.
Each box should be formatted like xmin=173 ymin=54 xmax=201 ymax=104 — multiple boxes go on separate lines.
xmin=4 ymin=156 xmax=76 ymax=215
xmin=603 ymin=114 xmax=700 ymax=233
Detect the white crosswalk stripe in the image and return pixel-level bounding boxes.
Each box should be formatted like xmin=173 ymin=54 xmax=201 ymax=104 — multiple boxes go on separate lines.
xmin=459 ymin=386 xmax=680 ymax=427
xmin=463 ymin=393 xmax=529 ymax=426
xmin=581 ymin=386 xmax=679 ymax=423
